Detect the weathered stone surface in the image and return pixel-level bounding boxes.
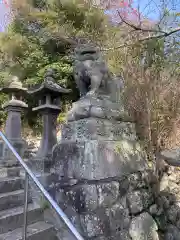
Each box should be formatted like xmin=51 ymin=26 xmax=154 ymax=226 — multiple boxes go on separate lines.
xmin=119 ymin=178 xmax=130 ymax=196
xmin=142 ymin=190 xmax=154 ymax=209
xmin=164 ymin=225 xmax=180 ymax=240
xmin=62 ymin=118 xmax=137 ymax=141
xmin=52 ymin=139 xmax=148 ymax=180
xmin=80 ymin=211 xmax=110 ymax=238
xmin=116 ymin=230 xmax=132 ymax=240
xmin=149 ymin=204 xmax=161 ymax=216
xmin=168 ymin=182 xmax=179 ymax=194
xmin=63 ymin=205 xmax=83 ymax=234
xmin=127 ymin=190 xmax=153 ymax=214
xmin=129 ymin=212 xmax=159 ymax=240
xmin=97 ymin=182 xmax=119 ymax=207
xmin=157 ymin=194 xmax=172 ymax=210
xmin=0 ymin=221 xmax=58 ymax=240
xmin=128 ymin=172 xmax=146 ymax=189
xmin=7 ymin=167 xmax=20 ymax=177
xmin=155 ymin=214 xmax=168 ymax=231
xmin=159 ymin=174 xmax=169 ymax=192
xmin=92 ymin=236 xmax=109 ymax=240
xmin=160 ymin=148 xmax=180 ymax=167
xmin=67 ymin=95 xmax=131 ymax=122
xmin=106 ymin=230 xmax=131 ymax=240
xmin=167 ymin=205 xmax=180 ymax=224
xmin=108 ymin=203 xmax=130 ymax=231
xmin=35 ymin=112 xmax=59 ymax=162
xmin=168 ymin=173 xmax=178 ymax=183
xmin=127 ymin=191 xmax=144 ymax=214
xmin=65 ymin=185 xmax=98 ymax=213
xmin=4 ymin=110 xmax=23 ymax=139
xmin=0 ymin=139 xmax=26 ymax=166
xmin=176 ymin=219 xmax=180 ymax=230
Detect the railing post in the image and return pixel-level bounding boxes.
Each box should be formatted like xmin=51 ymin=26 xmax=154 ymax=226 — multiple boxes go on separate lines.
xmin=23 ymin=172 xmax=28 ymax=240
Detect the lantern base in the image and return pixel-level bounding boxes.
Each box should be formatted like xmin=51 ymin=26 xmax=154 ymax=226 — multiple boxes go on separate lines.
xmin=0 ymin=139 xmax=27 ymax=167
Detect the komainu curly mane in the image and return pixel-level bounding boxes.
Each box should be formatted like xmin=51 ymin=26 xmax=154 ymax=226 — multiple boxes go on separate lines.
xmin=73 ymin=44 xmax=112 ymax=97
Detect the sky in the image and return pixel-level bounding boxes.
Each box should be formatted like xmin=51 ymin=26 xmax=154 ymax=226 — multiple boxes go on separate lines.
xmin=104 ymin=0 xmax=180 ymax=22
xmin=0 ymin=0 xmax=11 ymax=31
xmin=132 ymin=0 xmax=180 ymax=20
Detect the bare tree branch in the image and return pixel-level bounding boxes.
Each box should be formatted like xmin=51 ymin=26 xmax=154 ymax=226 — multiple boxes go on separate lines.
xmin=101 ymin=27 xmax=180 ymax=51
xmin=117 ymin=11 xmax=166 ymax=34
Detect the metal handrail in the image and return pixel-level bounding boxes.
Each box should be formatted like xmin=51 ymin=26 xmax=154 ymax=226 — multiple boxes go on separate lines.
xmin=0 ymin=131 xmax=84 ymax=240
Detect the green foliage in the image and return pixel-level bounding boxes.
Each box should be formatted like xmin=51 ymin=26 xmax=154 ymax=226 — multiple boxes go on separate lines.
xmin=40 ymin=196 xmax=50 ymax=210
xmin=57 ymin=112 xmax=66 ymax=124
xmin=0 ymin=0 xmax=111 ymax=128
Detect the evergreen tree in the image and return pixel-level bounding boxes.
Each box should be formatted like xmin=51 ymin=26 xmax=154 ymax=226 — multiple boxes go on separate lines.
xmin=0 ymin=0 xmax=112 ymax=127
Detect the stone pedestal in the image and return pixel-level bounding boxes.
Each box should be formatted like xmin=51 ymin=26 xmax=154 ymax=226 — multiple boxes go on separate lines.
xmin=0 ymin=103 xmax=27 ymax=167
xmin=67 ymin=94 xmax=131 ymax=122
xmin=39 ymin=112 xmax=58 ymax=157
xmin=55 ymin=119 xmax=147 ymax=180
xmin=52 ymin=118 xmax=159 ymax=240
xmin=31 ymin=108 xmax=60 ymax=173
xmin=0 ymin=77 xmax=28 ymax=168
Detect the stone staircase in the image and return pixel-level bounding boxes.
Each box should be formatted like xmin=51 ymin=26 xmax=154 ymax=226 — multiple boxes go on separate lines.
xmin=0 ymin=167 xmax=58 ymax=240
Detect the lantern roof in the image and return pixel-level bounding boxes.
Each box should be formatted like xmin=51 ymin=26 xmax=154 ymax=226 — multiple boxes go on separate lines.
xmin=28 ymin=69 xmax=71 ymax=97
xmin=0 ymin=76 xmax=27 ymax=95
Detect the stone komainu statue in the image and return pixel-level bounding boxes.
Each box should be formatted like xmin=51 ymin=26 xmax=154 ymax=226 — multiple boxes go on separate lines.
xmin=67 ymin=44 xmax=127 ymax=122
xmin=73 ymin=44 xmax=112 ymax=97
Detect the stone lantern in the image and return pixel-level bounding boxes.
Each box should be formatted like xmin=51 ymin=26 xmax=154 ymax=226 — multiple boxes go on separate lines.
xmin=0 ymin=76 xmax=28 ymax=166
xmin=28 ymin=69 xmax=71 ymax=173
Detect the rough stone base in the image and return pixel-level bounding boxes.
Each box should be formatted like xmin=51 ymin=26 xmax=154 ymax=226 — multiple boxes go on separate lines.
xmin=152 ymin=165 xmax=180 ymax=239
xmin=51 ymin=170 xmax=159 ymax=240
xmin=51 ymin=117 xmax=158 ymax=239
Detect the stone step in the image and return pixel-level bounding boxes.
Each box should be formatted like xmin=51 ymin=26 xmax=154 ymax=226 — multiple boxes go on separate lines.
xmin=0 ymin=221 xmax=58 ymax=240
xmin=0 ymin=190 xmax=31 ymax=211
xmin=0 ymin=177 xmax=24 ymax=194
xmin=0 ymin=166 xmax=21 ymax=178
xmin=0 ymin=204 xmax=43 ymax=234
xmin=7 ymin=167 xmax=21 ymax=177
